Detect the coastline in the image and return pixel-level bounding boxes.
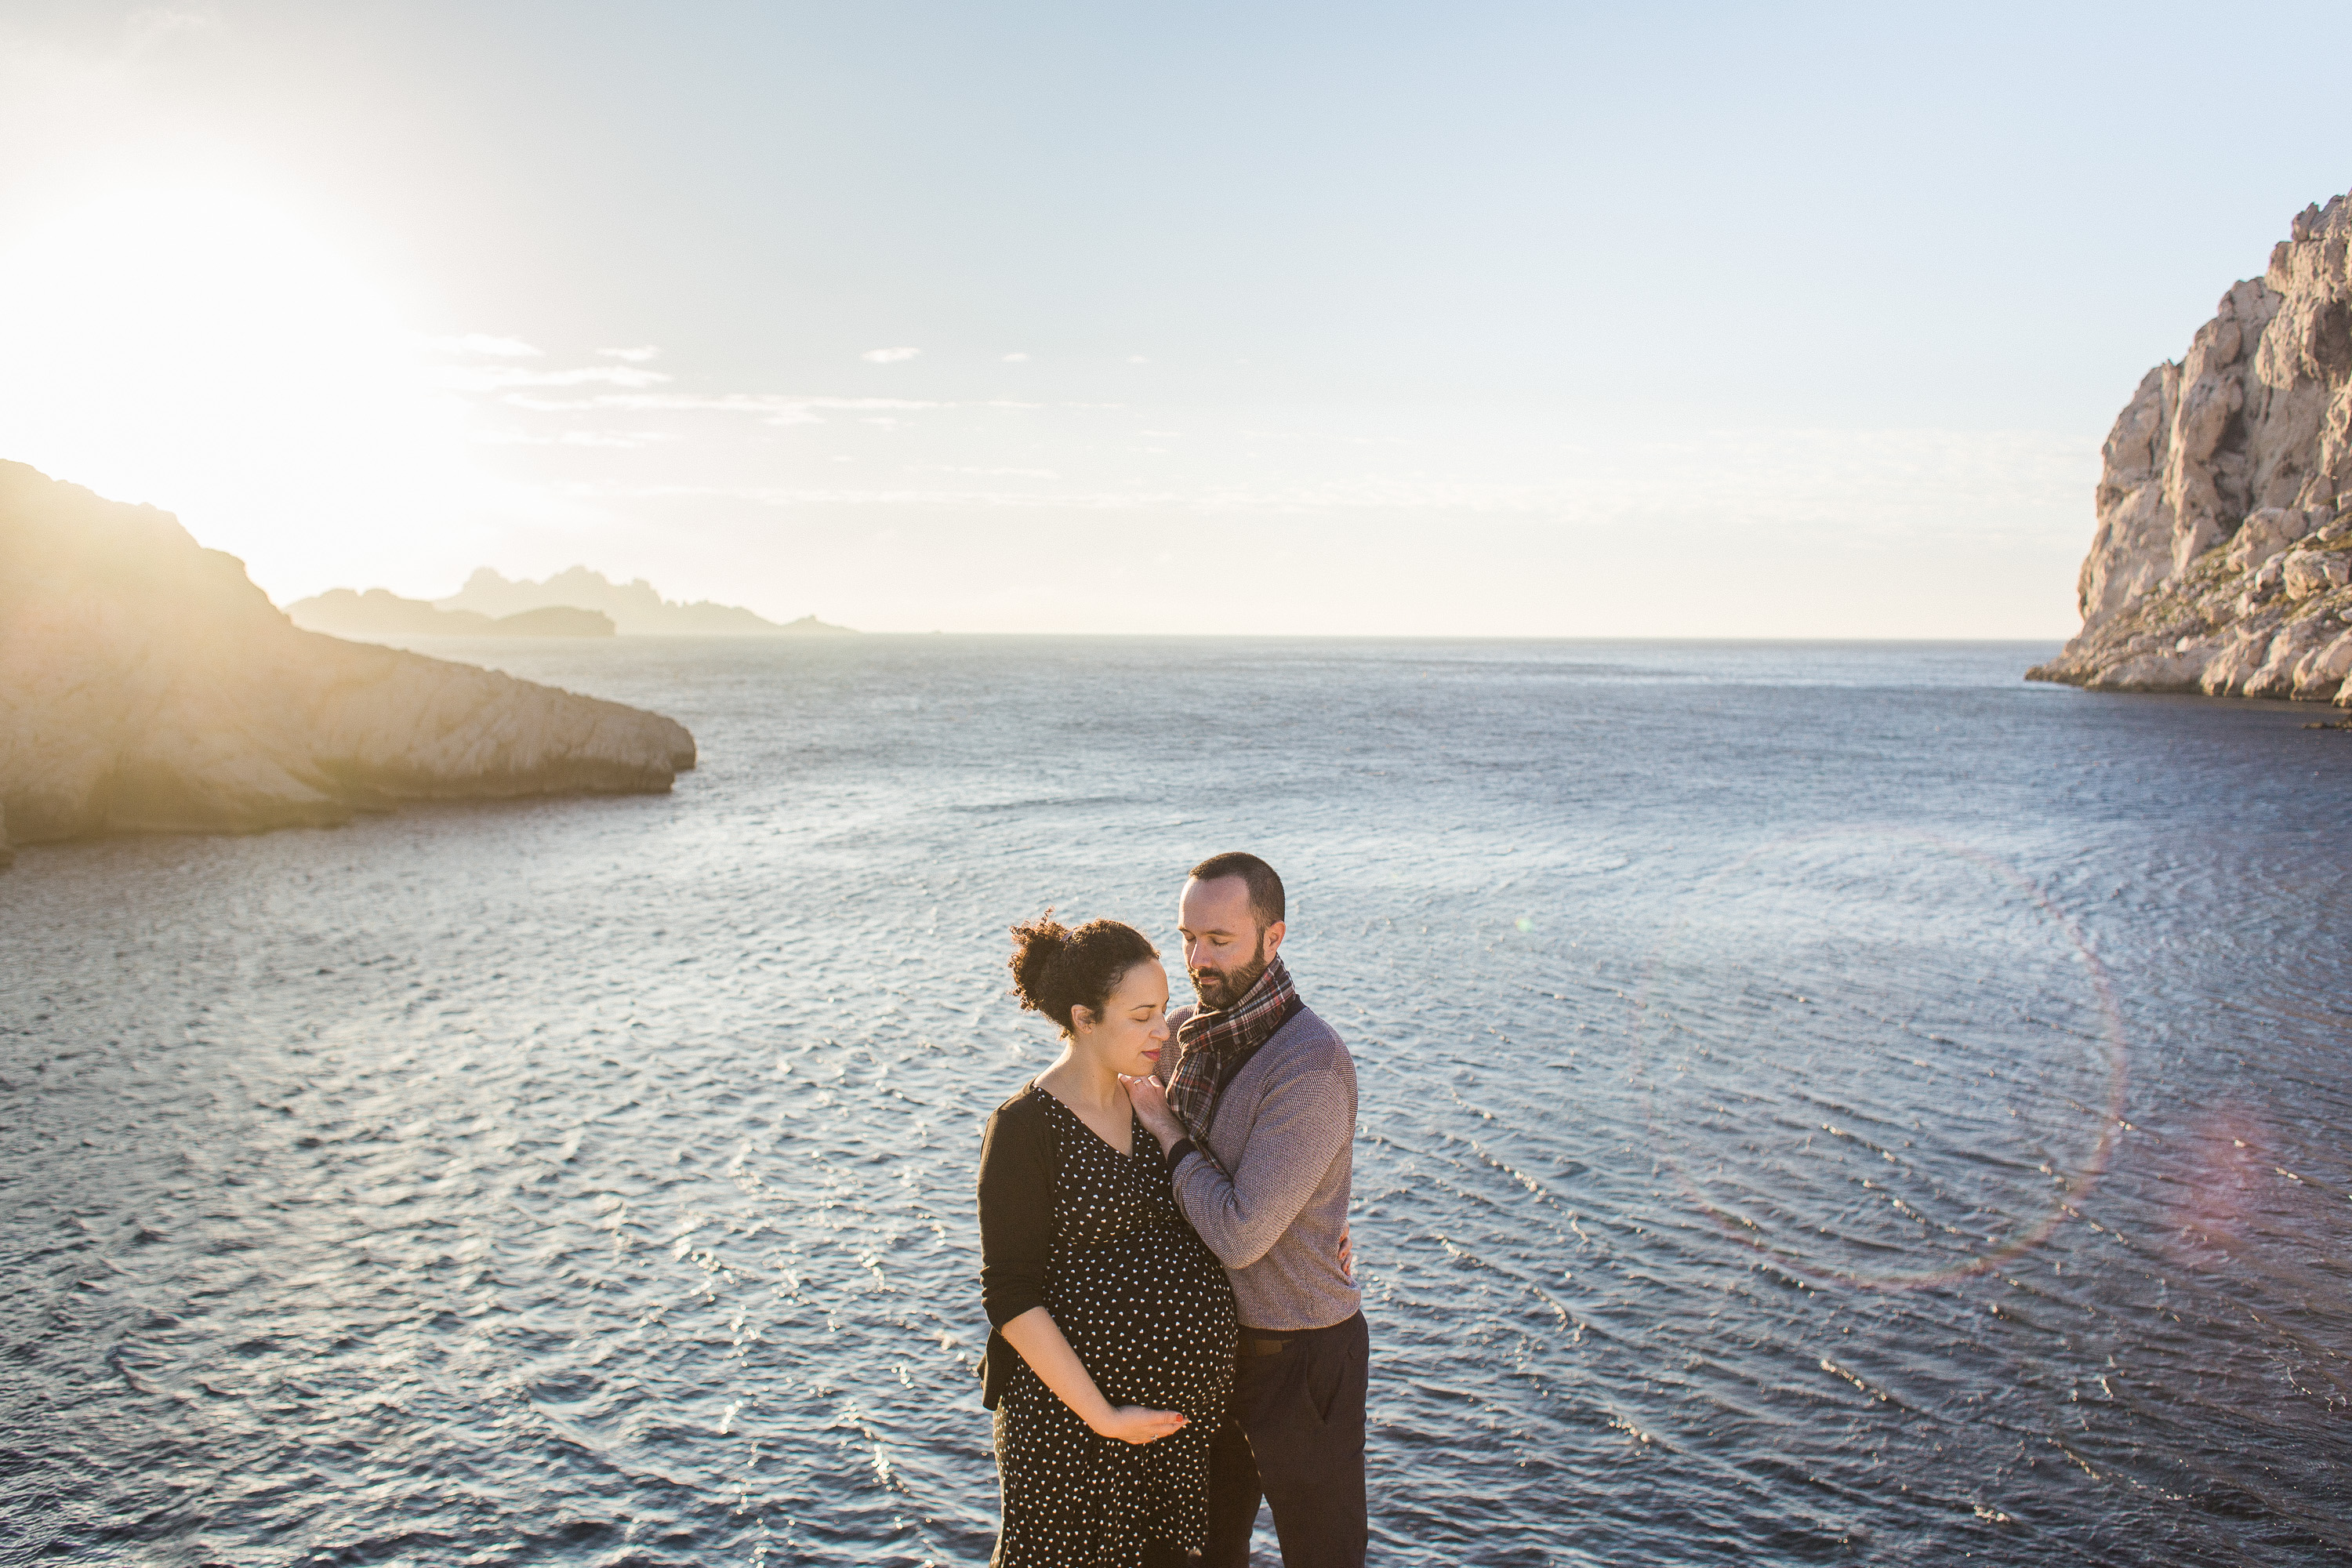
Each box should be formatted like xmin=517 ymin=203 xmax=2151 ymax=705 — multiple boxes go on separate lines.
xmin=0 ymin=461 xmax=697 ymax=863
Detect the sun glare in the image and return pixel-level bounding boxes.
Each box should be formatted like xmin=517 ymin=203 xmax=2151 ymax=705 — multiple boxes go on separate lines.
xmin=0 ymin=188 xmax=487 ymax=598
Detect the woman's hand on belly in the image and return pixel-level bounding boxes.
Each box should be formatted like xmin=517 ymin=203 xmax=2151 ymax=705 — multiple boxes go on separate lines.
xmin=1091 ymin=1405 xmax=1189 ymax=1446
xmin=1000 ymin=1305 xmax=1189 ymax=1445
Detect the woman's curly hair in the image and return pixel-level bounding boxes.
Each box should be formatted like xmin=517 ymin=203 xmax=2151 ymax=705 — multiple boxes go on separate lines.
xmin=1007 ymin=911 xmax=1159 ymax=1036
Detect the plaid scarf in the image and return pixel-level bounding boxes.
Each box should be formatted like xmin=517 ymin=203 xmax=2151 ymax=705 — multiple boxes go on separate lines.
xmin=1166 ymin=955 xmax=1299 ymax=1145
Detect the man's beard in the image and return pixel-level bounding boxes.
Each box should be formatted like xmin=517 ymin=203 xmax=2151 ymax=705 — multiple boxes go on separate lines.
xmin=1192 ymin=935 xmax=1269 ymax=1011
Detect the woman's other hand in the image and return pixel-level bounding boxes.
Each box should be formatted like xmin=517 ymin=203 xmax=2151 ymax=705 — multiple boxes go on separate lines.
xmin=1090 ymin=1404 xmax=1189 ymax=1445
xmin=1338 ymin=1223 xmax=1353 ymax=1280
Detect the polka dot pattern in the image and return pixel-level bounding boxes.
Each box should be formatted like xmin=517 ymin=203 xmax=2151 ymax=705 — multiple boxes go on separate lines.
xmin=993 ymin=1083 xmax=1236 ymax=1566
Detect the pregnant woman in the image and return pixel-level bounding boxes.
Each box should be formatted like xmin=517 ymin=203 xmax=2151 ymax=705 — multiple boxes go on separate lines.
xmin=978 ymin=914 xmax=1237 ymax=1567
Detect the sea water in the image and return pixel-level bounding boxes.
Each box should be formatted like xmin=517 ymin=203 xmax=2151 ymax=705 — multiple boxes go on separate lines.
xmin=2 ymin=637 xmax=2346 ymax=1566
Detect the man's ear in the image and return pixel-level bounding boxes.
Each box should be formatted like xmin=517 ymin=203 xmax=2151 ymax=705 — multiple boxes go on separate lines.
xmin=1261 ymin=920 xmax=1287 ymax=960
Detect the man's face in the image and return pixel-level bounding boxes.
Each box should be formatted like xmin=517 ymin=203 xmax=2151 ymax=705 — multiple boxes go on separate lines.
xmin=1177 ymin=875 xmax=1285 ymax=1011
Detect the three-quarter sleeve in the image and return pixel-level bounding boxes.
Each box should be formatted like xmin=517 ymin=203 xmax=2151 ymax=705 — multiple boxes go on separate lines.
xmin=978 ymin=1094 xmax=1054 ymax=1328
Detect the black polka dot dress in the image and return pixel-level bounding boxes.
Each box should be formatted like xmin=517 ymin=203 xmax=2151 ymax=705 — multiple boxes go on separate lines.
xmin=977 ymin=1083 xmax=1236 ymax=1566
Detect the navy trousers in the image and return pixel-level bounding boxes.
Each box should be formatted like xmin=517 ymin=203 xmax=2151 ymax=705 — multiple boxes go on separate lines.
xmin=1203 ymin=1312 xmax=1369 ymax=1568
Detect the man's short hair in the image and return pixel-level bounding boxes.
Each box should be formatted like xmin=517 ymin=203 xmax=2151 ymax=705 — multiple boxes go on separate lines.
xmin=1188 ymin=851 xmax=1285 ymax=929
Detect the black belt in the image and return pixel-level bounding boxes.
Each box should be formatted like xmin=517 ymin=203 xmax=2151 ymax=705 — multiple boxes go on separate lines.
xmin=1238 ymin=1313 xmax=1360 ymax=1357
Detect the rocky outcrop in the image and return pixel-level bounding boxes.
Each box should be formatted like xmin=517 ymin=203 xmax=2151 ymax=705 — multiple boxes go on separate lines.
xmin=439 ymin=565 xmax=851 ymax=635
xmin=494 ymin=605 xmax=618 ymax=637
xmin=0 ymin=461 xmax=695 ymax=861
xmin=2030 ymin=193 xmax=2352 ymax=703
xmin=287 ymin=587 xmax=616 ymax=640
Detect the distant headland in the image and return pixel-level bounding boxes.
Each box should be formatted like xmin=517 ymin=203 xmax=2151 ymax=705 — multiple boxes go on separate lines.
xmin=288 ymin=566 xmax=856 ymax=641
xmin=285 ymin=589 xmax=618 ymax=639
xmin=2030 ymin=191 xmax=2352 ymax=704
xmin=0 ymin=461 xmax=696 ymax=868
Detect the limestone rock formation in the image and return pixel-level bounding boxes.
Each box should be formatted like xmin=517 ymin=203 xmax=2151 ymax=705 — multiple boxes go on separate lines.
xmin=2030 ymin=193 xmax=2352 ymax=703
xmin=287 ymin=587 xmax=617 ymax=640
xmin=0 ymin=461 xmax=695 ymax=862
xmin=438 ymin=565 xmax=853 ymax=635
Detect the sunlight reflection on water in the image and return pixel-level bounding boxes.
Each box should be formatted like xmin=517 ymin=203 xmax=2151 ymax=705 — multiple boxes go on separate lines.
xmin=3 ymin=637 xmax=2348 ymax=1566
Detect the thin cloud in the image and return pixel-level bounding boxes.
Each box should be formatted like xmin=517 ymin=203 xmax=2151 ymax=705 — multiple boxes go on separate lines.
xmin=497 ymin=390 xmax=1041 ymax=426
xmin=474 ymin=428 xmax=673 ymax=448
xmin=1001 ymin=352 xmax=1030 ymax=363
xmin=440 ymin=364 xmax=671 ymax=392
xmin=602 ymin=428 xmax=2084 ymax=542
xmin=524 ymin=392 xmax=942 ymax=413
xmin=928 ymin=466 xmax=1060 ymax=479
xmin=861 ymin=346 xmax=920 ymax=364
xmin=426 ymin=333 xmax=543 ymax=358
xmin=498 ymin=394 xmax=823 ymax=428
xmin=633 ymin=485 xmax=1181 ymax=510
xmin=129 ymin=5 xmax=220 ymax=45
xmin=598 ymin=345 xmax=661 ymax=362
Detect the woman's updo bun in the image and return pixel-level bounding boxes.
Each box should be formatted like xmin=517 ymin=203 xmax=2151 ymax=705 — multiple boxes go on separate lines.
xmin=1007 ymin=911 xmax=1159 ymax=1036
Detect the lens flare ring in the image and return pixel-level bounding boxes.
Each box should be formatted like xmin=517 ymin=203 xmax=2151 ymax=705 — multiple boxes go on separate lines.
xmin=1628 ymin=826 xmax=2129 ymax=1291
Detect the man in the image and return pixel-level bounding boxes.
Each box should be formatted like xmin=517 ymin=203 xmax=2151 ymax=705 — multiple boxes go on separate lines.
xmin=1124 ymin=851 xmax=1366 ymax=1568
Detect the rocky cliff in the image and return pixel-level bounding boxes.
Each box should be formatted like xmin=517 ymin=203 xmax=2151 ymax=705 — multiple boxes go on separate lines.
xmin=2029 ymin=193 xmax=2352 ymax=702
xmin=0 ymin=461 xmax=696 ymax=862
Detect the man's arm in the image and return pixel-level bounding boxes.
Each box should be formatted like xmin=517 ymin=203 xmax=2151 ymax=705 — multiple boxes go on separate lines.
xmin=1128 ymin=1059 xmax=1351 ymax=1271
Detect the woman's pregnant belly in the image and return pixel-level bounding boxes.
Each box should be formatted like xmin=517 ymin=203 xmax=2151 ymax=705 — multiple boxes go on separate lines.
xmin=1048 ymin=1225 xmax=1236 ymax=1417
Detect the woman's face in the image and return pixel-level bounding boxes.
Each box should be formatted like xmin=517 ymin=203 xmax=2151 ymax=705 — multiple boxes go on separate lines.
xmin=1076 ymin=960 xmax=1171 ymax=1077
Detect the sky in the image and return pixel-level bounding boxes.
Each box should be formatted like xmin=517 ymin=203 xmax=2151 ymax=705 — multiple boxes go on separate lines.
xmin=4 ymin=2 xmax=2351 ymax=636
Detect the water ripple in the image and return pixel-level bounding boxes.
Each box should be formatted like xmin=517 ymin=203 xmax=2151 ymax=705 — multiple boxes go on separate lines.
xmin=2 ymin=637 xmax=2347 ymax=1565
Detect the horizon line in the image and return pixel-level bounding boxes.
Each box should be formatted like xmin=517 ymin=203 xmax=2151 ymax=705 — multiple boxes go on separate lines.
xmin=350 ymin=629 xmax=2072 ymax=644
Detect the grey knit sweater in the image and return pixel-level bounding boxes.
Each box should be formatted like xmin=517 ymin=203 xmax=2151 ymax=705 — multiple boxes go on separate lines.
xmin=1167 ymin=999 xmax=1359 ymax=1333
